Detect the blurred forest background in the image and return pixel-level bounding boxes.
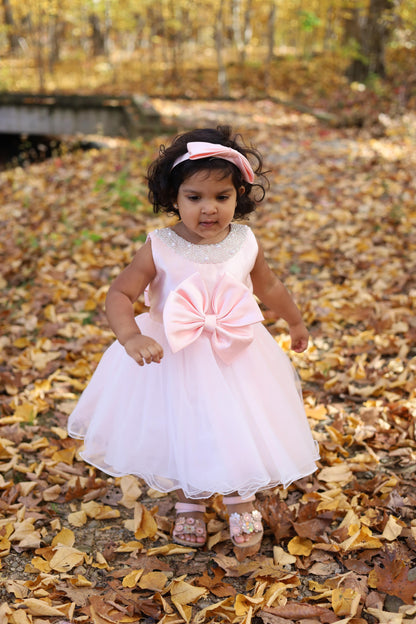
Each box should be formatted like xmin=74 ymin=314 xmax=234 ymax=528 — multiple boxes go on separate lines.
xmin=1 ymin=0 xmax=416 ymax=123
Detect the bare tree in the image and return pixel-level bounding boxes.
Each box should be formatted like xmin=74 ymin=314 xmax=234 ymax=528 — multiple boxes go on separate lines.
xmin=345 ymin=0 xmax=395 ymax=81
xmin=215 ymin=0 xmax=230 ymax=97
xmin=265 ymin=0 xmax=278 ymax=92
xmin=2 ymin=0 xmax=20 ymax=53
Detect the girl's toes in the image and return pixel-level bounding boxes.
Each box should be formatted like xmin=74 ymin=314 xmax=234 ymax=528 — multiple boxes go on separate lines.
xmin=234 ymin=534 xmax=246 ymax=544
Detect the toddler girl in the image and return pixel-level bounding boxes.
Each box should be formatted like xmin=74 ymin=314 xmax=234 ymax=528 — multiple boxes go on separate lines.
xmin=68 ymin=126 xmax=319 ymax=556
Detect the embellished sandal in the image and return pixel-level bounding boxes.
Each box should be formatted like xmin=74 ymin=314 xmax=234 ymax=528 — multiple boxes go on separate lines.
xmin=172 ymin=502 xmax=207 ymax=548
xmin=223 ymin=495 xmax=263 ymax=558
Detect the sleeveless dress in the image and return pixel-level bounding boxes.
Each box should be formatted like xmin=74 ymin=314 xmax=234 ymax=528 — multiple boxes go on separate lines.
xmin=68 ymin=224 xmax=319 ymax=500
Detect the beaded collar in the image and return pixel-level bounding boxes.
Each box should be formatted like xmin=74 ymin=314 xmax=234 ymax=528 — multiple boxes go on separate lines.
xmin=154 ymin=223 xmax=249 ymax=264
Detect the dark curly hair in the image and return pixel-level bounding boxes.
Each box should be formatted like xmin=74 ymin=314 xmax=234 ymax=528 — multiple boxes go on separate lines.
xmin=147 ymin=126 xmax=268 ymax=218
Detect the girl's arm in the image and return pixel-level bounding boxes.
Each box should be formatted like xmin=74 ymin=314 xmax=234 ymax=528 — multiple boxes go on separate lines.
xmin=105 ymin=239 xmax=164 ymax=366
xmin=251 ymin=240 xmax=309 ymax=353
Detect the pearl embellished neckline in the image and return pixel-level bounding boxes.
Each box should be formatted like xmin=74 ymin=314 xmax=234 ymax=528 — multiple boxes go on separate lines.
xmin=155 ymin=223 xmax=249 ymax=264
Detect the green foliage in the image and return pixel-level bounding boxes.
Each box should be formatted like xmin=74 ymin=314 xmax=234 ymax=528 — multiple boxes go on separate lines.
xmin=299 ymin=10 xmax=321 ymax=32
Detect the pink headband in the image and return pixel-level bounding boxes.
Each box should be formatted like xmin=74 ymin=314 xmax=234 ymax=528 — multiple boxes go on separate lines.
xmin=172 ymin=141 xmax=255 ymax=183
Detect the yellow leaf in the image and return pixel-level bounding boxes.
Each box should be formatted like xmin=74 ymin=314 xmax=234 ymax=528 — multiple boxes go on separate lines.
xmin=10 ymin=609 xmax=32 ymax=624
xmin=147 ymin=487 xmax=168 ymax=498
xmin=193 ymin=598 xmax=234 ymax=624
xmin=147 ymin=543 xmax=196 ymax=556
xmin=92 ymin=552 xmax=111 ymax=569
xmin=382 ymin=515 xmax=403 ymax=541
xmin=42 ymin=484 xmax=62 ymax=501
xmin=287 ymin=536 xmax=313 ymax=556
xmin=50 ymin=426 xmax=68 ymax=439
xmin=20 ymin=598 xmax=68 ymax=617
xmin=264 ymin=582 xmax=292 ymax=608
xmin=68 ymin=510 xmax=87 ymax=527
xmin=49 ymin=546 xmax=85 ymax=572
xmin=18 ymin=481 xmax=37 ymax=497
xmin=132 ymin=502 xmax=157 ymax=540
xmin=234 ymin=593 xmax=265 ymax=616
xmin=13 ymin=337 xmax=31 ymax=349
xmin=154 ymin=591 xmax=174 ymax=614
xmin=122 ymin=569 xmax=144 ymax=588
xmin=0 ymin=536 xmax=11 ymax=557
xmin=340 ymin=525 xmax=383 ymax=551
xmin=13 ymin=403 xmax=38 ymax=422
xmin=81 ymin=500 xmax=120 ymax=520
xmin=273 ymin=546 xmax=296 ymax=566
xmin=30 ymin=556 xmax=51 ymax=573
xmin=52 ymin=527 xmax=75 ymax=547
xmin=170 ymin=579 xmax=208 ymax=605
xmin=119 ymin=475 xmax=142 ymax=508
xmin=305 ymin=404 xmax=328 ymax=420
xmin=70 ymin=574 xmax=93 ymax=587
xmin=115 ymin=540 xmax=143 ymax=552
xmin=174 ymin=602 xmax=192 ymax=622
xmin=317 ymin=464 xmax=353 ymax=485
xmin=139 ymin=571 xmax=168 ymax=591
xmin=51 ymin=446 xmax=76 ymax=465
xmin=332 ymin=587 xmax=360 ymax=616
xmin=10 ymin=519 xmax=41 ymax=549
xmin=299 ymin=250 xmax=321 ymax=262
xmin=366 ymin=607 xmax=403 ymax=623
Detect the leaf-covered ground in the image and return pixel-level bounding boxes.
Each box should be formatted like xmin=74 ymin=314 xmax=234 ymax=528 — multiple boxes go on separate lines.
xmin=0 ymin=99 xmax=415 ymax=624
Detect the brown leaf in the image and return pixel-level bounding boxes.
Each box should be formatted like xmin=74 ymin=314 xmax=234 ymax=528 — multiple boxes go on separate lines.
xmin=263 ymin=603 xmax=339 ymax=623
xmin=194 ymin=567 xmax=237 ymax=597
xmin=256 ymin=497 xmax=293 ymax=542
xmin=368 ymin=549 xmax=416 ymax=604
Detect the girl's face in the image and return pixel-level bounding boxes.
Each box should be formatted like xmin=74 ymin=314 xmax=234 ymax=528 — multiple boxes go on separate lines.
xmin=175 ymin=170 xmax=242 ymax=244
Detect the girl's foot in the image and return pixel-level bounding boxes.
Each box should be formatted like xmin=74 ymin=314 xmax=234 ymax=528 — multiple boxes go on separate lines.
xmin=172 ymin=502 xmax=207 ymax=547
xmin=223 ymin=495 xmax=263 ymax=557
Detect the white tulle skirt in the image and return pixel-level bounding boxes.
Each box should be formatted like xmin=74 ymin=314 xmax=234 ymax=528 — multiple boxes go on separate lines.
xmin=68 ymin=314 xmax=319 ymax=499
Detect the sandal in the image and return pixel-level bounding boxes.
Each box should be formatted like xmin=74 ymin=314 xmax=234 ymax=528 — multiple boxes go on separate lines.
xmin=172 ymin=502 xmax=207 ymax=548
xmin=223 ymin=495 xmax=263 ymax=557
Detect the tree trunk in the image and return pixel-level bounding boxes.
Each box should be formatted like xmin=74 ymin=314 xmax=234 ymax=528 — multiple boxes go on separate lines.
xmin=2 ymin=0 xmax=20 ymax=53
xmin=89 ymin=13 xmax=106 ymax=56
xmin=231 ymin=0 xmax=244 ymax=62
xmin=366 ymin=0 xmax=394 ymax=76
xmin=215 ymin=0 xmax=230 ymax=97
xmin=265 ymin=0 xmax=277 ymax=92
xmin=241 ymin=0 xmax=253 ymax=63
xmin=48 ymin=12 xmax=64 ymax=72
xmin=345 ymin=0 xmax=394 ymax=81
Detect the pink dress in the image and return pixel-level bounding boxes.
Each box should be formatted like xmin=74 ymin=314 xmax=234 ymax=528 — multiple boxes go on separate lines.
xmin=68 ymin=224 xmax=319 ymax=499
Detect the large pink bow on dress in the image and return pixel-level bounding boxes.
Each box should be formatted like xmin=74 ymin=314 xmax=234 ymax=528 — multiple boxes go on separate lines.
xmin=163 ymin=272 xmax=263 ymax=364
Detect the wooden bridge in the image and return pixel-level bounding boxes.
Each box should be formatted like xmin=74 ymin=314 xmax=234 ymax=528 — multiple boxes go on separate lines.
xmin=0 ymin=93 xmax=164 ymax=138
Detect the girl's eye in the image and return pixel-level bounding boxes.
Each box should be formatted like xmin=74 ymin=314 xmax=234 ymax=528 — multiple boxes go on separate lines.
xmin=187 ymin=195 xmax=200 ymax=201
xmin=217 ymin=195 xmax=230 ymax=201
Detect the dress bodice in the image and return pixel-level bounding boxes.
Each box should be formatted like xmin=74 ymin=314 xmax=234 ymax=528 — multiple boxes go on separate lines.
xmin=146 ymin=224 xmax=258 ymax=323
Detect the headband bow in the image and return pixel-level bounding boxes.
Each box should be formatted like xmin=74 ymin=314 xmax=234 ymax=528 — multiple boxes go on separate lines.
xmin=172 ymin=141 xmax=255 ymax=183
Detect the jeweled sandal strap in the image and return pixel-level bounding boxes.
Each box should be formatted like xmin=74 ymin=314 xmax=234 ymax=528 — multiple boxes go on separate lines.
xmin=223 ymin=495 xmax=255 ymax=505
xmin=173 ymin=516 xmax=206 ymax=537
xmin=175 ymin=502 xmax=206 ymax=513
xmin=229 ymin=509 xmax=263 ymax=538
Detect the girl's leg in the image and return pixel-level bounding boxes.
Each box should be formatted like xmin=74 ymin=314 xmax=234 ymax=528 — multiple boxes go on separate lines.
xmin=172 ymin=490 xmax=207 ymax=546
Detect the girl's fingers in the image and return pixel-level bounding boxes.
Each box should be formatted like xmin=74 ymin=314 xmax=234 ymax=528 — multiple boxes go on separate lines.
xmin=137 ymin=345 xmax=164 ymax=365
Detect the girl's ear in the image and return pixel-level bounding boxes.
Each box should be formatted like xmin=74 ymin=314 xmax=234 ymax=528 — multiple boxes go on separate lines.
xmin=238 ymin=185 xmax=246 ymax=196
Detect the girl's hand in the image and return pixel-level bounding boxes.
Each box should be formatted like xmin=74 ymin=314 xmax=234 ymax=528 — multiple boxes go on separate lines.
xmin=289 ymin=322 xmax=309 ymax=353
xmin=123 ymin=334 xmax=164 ymax=366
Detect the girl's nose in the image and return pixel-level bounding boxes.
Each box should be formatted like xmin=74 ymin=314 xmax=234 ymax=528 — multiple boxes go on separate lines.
xmin=201 ymin=201 xmax=216 ymax=214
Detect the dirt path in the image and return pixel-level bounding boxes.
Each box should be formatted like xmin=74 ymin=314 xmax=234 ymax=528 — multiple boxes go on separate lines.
xmin=0 ymin=99 xmax=415 ymax=623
